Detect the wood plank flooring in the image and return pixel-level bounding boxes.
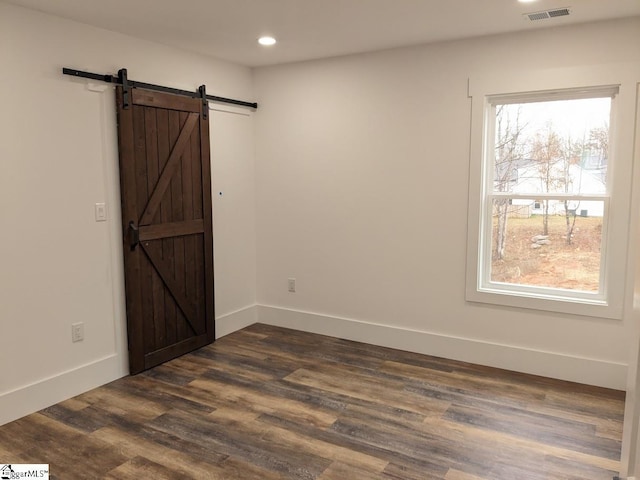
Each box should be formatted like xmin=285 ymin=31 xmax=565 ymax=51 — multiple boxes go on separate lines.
xmin=0 ymin=324 xmax=625 ymax=479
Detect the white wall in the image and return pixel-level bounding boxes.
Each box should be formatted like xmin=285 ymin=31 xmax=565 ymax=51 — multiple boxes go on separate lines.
xmin=0 ymin=3 xmax=257 ymax=425
xmin=619 ymin=83 xmax=640 ymax=479
xmin=210 ymin=105 xmax=258 ymax=336
xmin=253 ymin=18 xmax=640 ymax=390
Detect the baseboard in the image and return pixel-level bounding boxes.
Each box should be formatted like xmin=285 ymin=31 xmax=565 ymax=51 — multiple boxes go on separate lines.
xmin=2 ymin=302 xmax=620 ymax=427
xmin=0 ymin=305 xmax=258 ymax=427
xmin=0 ymin=354 xmax=125 ymax=427
xmin=257 ymin=305 xmax=627 ymax=390
xmin=216 ymin=304 xmax=258 ymax=338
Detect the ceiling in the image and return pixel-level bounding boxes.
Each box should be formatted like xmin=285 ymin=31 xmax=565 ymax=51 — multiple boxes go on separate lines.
xmin=4 ymin=0 xmax=640 ymax=67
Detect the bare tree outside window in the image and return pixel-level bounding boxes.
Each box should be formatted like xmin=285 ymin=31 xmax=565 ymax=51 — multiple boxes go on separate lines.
xmin=493 ymin=105 xmax=526 ymax=261
xmin=530 ymin=126 xmax=564 ymax=236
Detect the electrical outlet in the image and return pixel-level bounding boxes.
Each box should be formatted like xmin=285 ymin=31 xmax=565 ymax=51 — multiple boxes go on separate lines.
xmin=72 ymin=322 xmax=84 ymax=342
xmin=288 ymin=278 xmax=296 ymax=293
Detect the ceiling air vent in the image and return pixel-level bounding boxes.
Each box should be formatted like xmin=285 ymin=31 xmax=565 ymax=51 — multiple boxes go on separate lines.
xmin=548 ymin=8 xmax=571 ymax=17
xmin=525 ymin=7 xmax=571 ymax=21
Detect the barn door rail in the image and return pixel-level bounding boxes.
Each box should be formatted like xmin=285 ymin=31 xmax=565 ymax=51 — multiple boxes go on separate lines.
xmin=62 ymin=67 xmax=258 ymax=110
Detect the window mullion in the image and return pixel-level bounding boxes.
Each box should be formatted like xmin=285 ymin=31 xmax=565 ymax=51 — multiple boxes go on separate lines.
xmin=490 ymin=193 xmax=609 ymax=201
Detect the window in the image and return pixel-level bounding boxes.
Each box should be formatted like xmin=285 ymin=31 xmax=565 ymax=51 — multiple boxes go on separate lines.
xmin=466 ymin=67 xmax=637 ymax=319
xmin=489 ymin=93 xmax=612 ymax=295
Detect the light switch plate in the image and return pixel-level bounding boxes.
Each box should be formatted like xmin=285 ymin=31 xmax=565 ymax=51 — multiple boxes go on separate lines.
xmin=95 ymin=203 xmax=107 ymax=222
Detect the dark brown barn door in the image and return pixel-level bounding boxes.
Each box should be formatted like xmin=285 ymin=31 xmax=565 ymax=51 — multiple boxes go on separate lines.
xmin=116 ymin=87 xmax=215 ymax=374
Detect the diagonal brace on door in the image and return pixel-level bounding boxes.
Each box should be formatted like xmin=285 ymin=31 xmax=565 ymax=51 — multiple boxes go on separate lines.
xmin=139 ymin=113 xmax=199 ymax=226
xmin=141 ymin=243 xmax=200 ymax=335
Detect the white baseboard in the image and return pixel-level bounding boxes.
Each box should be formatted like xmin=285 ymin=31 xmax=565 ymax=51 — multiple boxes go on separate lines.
xmin=216 ymin=304 xmax=258 ymax=338
xmin=257 ymin=305 xmax=627 ymax=390
xmin=0 ymin=305 xmax=258 ymax=427
xmin=0 ymin=354 xmax=126 ymax=427
xmin=1 ymin=302 xmax=622 ymax=427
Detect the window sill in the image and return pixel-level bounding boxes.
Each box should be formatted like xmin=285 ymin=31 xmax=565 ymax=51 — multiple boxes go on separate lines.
xmin=466 ymin=285 xmax=622 ymax=320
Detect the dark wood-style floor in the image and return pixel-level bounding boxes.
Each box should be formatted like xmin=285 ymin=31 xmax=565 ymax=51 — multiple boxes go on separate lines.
xmin=0 ymin=324 xmax=625 ymax=479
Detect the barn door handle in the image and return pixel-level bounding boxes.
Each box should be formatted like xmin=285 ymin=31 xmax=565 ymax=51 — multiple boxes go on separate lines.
xmin=128 ymin=221 xmax=139 ymax=250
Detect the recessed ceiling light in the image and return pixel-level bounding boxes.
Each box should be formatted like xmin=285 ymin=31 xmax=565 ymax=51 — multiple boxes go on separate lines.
xmin=258 ymin=36 xmax=276 ymax=46
xmin=518 ymin=0 xmax=537 ymax=2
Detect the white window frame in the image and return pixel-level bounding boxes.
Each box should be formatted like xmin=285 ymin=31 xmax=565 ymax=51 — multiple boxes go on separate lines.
xmin=466 ymin=65 xmax=638 ymax=319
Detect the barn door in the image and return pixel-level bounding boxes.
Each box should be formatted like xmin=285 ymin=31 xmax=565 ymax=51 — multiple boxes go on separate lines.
xmin=116 ymin=86 xmax=215 ymax=374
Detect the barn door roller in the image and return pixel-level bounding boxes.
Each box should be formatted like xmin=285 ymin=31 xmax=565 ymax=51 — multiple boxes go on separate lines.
xmin=62 ymin=67 xmax=258 ymax=111
xmin=118 ymin=68 xmax=131 ymax=109
xmin=199 ymin=85 xmax=208 ymax=120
